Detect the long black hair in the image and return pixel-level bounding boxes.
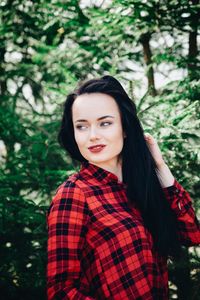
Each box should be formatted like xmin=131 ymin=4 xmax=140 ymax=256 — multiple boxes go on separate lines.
xmin=58 ymin=75 xmax=182 ymax=259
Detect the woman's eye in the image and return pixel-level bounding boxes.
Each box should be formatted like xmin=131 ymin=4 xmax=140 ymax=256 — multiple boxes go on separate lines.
xmin=100 ymin=121 xmax=112 ymax=127
xmin=76 ymin=125 xmax=87 ymax=130
xmin=76 ymin=122 xmax=112 ymax=130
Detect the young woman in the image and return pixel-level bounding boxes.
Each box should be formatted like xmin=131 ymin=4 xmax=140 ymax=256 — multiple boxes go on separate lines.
xmin=47 ymin=75 xmax=200 ymax=299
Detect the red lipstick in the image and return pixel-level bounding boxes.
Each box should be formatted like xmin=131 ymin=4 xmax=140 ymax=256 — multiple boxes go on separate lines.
xmin=88 ymin=145 xmax=106 ymax=153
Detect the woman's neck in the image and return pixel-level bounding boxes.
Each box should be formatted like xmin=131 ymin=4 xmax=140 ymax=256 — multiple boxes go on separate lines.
xmin=90 ymin=158 xmax=123 ymax=182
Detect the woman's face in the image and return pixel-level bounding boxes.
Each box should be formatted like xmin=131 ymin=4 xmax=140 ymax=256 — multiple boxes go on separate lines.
xmin=72 ymin=93 xmax=125 ymax=170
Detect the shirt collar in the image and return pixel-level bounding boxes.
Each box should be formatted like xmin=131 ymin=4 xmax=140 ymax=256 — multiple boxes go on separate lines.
xmin=80 ymin=161 xmax=126 ymax=187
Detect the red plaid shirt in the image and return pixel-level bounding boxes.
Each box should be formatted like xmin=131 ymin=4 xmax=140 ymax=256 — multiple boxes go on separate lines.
xmin=47 ymin=161 xmax=200 ymax=299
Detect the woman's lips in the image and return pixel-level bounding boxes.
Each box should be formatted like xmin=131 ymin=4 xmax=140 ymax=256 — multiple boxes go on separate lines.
xmin=88 ymin=145 xmax=106 ymax=153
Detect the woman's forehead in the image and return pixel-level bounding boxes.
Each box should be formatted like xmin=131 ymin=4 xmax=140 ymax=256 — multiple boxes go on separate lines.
xmin=72 ymin=93 xmax=120 ymax=120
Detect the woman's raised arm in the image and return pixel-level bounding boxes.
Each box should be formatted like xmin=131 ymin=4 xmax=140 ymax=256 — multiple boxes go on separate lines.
xmin=163 ymin=179 xmax=200 ymax=247
xmin=144 ymin=133 xmax=200 ymax=246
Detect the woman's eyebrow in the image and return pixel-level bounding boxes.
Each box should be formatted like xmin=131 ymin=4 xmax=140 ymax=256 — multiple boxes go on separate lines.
xmin=75 ymin=115 xmax=114 ymax=123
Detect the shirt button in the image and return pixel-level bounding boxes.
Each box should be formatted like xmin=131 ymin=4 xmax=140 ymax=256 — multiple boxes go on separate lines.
xmin=178 ymin=201 xmax=181 ymax=210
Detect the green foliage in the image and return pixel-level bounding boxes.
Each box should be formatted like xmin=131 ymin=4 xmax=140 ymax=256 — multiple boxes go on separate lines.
xmin=0 ymin=193 xmax=46 ymax=299
xmin=0 ymin=0 xmax=199 ymax=299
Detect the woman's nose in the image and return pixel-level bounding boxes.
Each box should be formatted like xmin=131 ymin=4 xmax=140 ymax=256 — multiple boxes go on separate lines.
xmin=89 ymin=126 xmax=100 ymax=141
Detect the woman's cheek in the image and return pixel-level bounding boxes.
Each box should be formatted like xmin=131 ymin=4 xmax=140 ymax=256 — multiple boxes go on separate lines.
xmin=74 ymin=131 xmax=82 ymax=147
xmin=75 ymin=132 xmax=87 ymax=147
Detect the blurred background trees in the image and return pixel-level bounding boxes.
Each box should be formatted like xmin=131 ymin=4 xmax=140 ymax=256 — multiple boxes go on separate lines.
xmin=0 ymin=0 xmax=199 ymax=299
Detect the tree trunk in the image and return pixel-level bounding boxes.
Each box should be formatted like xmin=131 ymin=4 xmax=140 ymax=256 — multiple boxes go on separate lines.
xmin=188 ymin=0 xmax=199 ymax=79
xmin=0 ymin=46 xmax=6 ymax=98
xmin=140 ymin=33 xmax=157 ymax=96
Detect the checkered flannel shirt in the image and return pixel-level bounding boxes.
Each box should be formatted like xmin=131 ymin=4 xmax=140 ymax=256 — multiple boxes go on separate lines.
xmin=47 ymin=161 xmax=200 ymax=299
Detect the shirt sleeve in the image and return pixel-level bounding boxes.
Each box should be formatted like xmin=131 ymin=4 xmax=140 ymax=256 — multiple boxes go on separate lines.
xmin=47 ymin=181 xmax=95 ymax=300
xmin=163 ymin=179 xmax=200 ymax=247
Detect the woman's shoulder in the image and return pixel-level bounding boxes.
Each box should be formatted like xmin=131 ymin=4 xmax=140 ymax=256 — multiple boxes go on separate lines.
xmin=54 ymin=171 xmax=81 ymax=194
xmin=48 ymin=172 xmax=86 ymax=213
xmin=52 ymin=169 xmax=91 ymax=202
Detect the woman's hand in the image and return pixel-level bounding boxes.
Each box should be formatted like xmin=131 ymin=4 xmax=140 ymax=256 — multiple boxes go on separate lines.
xmin=144 ymin=133 xmax=175 ymax=187
xmin=144 ymin=133 xmax=165 ymax=168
